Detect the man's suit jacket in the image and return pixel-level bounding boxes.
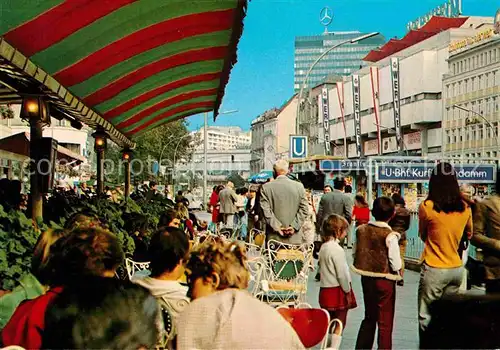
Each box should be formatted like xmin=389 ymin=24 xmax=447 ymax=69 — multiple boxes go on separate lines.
xmin=219 ymin=187 xmax=237 ymax=214
xmin=259 ymin=175 xmax=309 ymax=244
xmin=316 ymin=190 xmax=353 ymax=231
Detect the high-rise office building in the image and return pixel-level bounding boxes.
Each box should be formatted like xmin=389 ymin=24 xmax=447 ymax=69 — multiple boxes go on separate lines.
xmin=294 ymin=31 xmax=385 ymax=92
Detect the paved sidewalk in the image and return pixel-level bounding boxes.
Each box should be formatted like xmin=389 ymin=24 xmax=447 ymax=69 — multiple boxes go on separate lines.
xmin=306 ymin=254 xmax=419 ymax=350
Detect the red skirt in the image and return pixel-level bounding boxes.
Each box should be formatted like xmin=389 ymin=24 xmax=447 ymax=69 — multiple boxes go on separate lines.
xmin=319 ymin=285 xmax=357 ymax=311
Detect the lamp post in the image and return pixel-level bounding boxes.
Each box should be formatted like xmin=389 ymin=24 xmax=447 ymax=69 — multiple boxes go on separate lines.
xmin=452 ymin=105 xmax=499 ymax=156
xmin=296 ymin=32 xmax=380 ymax=134
xmin=172 ymin=133 xmax=194 ymax=192
xmin=202 ymin=109 xmax=238 ymax=204
xmin=122 ymin=149 xmax=133 ymax=199
xmin=92 ymin=130 xmax=107 ymax=195
xmin=373 ymin=123 xmax=409 ymax=156
xmin=21 ymin=95 xmax=50 ymax=221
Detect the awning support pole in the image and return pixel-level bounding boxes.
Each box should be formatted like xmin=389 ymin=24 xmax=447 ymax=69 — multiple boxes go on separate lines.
xmin=30 ymin=119 xmax=43 ymax=221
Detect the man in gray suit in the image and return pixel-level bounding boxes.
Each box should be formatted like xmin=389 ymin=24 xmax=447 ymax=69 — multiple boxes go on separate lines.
xmin=316 ymin=177 xmax=353 ymax=231
xmin=259 ymin=160 xmax=309 ymax=244
xmin=218 ymin=181 xmax=238 ymax=228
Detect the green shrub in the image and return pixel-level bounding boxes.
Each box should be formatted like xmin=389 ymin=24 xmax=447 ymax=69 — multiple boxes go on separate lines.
xmin=0 ymin=205 xmax=40 ymax=290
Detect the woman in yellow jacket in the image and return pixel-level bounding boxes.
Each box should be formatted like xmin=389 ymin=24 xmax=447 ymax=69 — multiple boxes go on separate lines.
xmin=418 ymin=162 xmax=472 ymax=347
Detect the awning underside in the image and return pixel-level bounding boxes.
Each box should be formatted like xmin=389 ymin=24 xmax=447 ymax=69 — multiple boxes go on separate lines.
xmin=0 ymin=0 xmax=247 ymax=144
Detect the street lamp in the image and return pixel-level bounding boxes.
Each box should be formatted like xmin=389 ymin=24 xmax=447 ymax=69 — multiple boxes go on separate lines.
xmin=202 ymin=109 xmax=238 ymax=204
xmin=172 ymin=133 xmax=194 ymax=191
xmin=452 ymin=105 xmax=499 ymax=154
xmin=296 ymin=32 xmax=380 ymax=134
xmin=158 ymin=135 xmax=180 ymax=177
xmin=373 ymin=123 xmax=409 ymax=156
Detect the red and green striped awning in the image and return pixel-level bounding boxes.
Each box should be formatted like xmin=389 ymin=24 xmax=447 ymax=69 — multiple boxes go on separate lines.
xmin=0 ymin=0 xmax=247 ymax=142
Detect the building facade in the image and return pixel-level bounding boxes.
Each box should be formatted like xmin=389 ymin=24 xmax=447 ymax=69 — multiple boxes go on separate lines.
xmin=305 ymin=16 xmax=494 ymax=159
xmin=294 ymin=31 xmax=386 ymax=92
xmin=250 ymin=97 xmax=298 ymax=174
xmin=250 ymin=108 xmax=279 ymax=174
xmin=443 ymin=27 xmax=500 ymax=159
xmin=0 ymin=104 xmax=90 ymax=157
xmin=195 ymin=126 xmax=251 ymax=150
xmin=176 ymin=148 xmax=251 ymax=189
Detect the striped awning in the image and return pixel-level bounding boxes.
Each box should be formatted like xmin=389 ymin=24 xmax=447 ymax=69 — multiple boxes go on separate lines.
xmin=0 ymin=0 xmax=247 ymax=146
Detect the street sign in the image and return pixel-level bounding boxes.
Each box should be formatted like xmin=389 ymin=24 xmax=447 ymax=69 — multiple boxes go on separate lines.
xmin=376 ymin=163 xmax=497 ymax=183
xmin=289 ymin=135 xmax=308 ymax=159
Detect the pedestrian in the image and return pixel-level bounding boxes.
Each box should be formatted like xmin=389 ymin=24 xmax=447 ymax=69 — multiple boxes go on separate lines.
xmin=352 ymin=196 xmax=402 ymax=350
xmin=319 ymin=214 xmax=357 ymax=330
xmin=471 ymin=175 xmax=500 ymax=293
xmin=317 ymin=177 xmax=353 ymax=247
xmin=218 ymin=182 xmax=238 ymax=230
xmin=236 ymin=188 xmax=249 ymax=240
xmin=208 ymin=185 xmax=222 ymax=232
xmin=352 ymin=194 xmax=370 ymax=227
xmin=417 ymin=162 xmax=472 ymax=348
xmin=246 ymin=186 xmax=258 ymax=236
xmin=389 ymin=193 xmax=411 ymax=287
xmin=259 ymin=160 xmax=309 ymax=245
xmin=299 ymin=189 xmax=316 ymax=245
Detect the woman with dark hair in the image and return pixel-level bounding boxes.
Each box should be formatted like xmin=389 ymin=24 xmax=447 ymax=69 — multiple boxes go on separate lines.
xmin=389 ymin=193 xmax=411 ymax=286
xmin=471 ymin=171 xmax=500 ymax=294
xmin=418 ymin=162 xmax=472 ymax=346
xmin=1 ymin=227 xmax=123 ymax=349
xmin=352 ymin=194 xmax=370 ymax=227
xmin=208 ymin=185 xmax=223 ymax=231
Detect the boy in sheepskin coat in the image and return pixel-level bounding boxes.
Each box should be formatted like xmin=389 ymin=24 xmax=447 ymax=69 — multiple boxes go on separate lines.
xmin=351 ymin=196 xmax=402 ymax=350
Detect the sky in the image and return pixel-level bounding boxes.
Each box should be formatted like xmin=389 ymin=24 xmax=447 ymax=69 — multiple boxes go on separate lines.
xmin=186 ymin=0 xmax=499 ymax=131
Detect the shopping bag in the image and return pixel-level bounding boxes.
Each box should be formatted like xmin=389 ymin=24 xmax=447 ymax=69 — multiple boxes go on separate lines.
xmin=324 ymin=318 xmax=343 ymax=350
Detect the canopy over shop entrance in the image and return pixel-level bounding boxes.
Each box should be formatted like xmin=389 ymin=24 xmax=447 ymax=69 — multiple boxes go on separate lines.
xmin=0 ymin=0 xmax=248 ymax=146
xmin=0 ymin=132 xmax=85 ymax=164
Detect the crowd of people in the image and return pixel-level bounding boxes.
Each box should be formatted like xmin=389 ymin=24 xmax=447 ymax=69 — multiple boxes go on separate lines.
xmin=2 ymin=158 xmax=500 ymax=349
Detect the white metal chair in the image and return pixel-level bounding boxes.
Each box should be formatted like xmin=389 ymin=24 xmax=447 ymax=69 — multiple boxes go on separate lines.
xmin=249 ymin=228 xmax=266 ymax=247
xmin=255 ymin=240 xmax=313 ymax=307
xmin=125 ymin=258 xmax=150 ymax=280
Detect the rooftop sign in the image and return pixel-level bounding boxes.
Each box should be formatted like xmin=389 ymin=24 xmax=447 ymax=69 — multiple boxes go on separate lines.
xmin=449 ymin=28 xmax=495 ymax=53
xmin=406 ymin=0 xmax=462 ymax=31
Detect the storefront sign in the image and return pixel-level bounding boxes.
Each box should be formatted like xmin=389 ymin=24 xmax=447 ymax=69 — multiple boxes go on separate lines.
xmin=348 ymin=142 xmax=359 ymax=159
xmin=376 ymin=164 xmax=497 ymax=183
xmin=291 ymin=160 xmax=316 ymax=174
xmin=407 ymin=0 xmax=462 ymax=31
xmin=352 ymin=75 xmax=362 ymax=157
xmin=333 ymin=143 xmax=346 ymax=157
xmin=449 ymin=29 xmax=494 ymax=52
xmin=321 ymin=87 xmax=331 ymax=155
xmin=390 ymin=57 xmax=403 ymax=152
xmin=364 ymin=139 xmax=379 ymax=156
xmin=382 ymin=132 xmax=421 ymax=154
xmin=320 ymin=159 xmax=367 ymax=172
xmin=336 ymin=81 xmax=347 ymax=156
xmin=370 ymin=66 xmax=381 ymax=154
xmin=382 ymin=136 xmax=398 ymax=154
xmin=319 ymin=158 xmax=429 ymax=172
xmin=405 ymin=131 xmax=422 ymax=150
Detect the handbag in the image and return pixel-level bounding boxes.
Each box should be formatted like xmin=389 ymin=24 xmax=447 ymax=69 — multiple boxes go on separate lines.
xmin=313 ymin=232 xmax=323 ymax=259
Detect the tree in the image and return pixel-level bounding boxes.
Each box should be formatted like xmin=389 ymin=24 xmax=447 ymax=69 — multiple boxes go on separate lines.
xmin=99 ymin=120 xmax=194 ymax=185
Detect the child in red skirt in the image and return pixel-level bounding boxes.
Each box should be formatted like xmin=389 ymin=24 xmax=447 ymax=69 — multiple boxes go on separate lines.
xmin=318 ymin=214 xmax=357 ymax=329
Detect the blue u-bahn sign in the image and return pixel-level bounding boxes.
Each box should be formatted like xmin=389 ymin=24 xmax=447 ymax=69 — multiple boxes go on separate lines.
xmin=376 ymin=163 xmax=496 ymax=184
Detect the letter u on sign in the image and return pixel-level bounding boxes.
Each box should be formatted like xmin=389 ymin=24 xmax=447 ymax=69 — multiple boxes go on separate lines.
xmin=290 ymin=136 xmax=308 ymax=159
